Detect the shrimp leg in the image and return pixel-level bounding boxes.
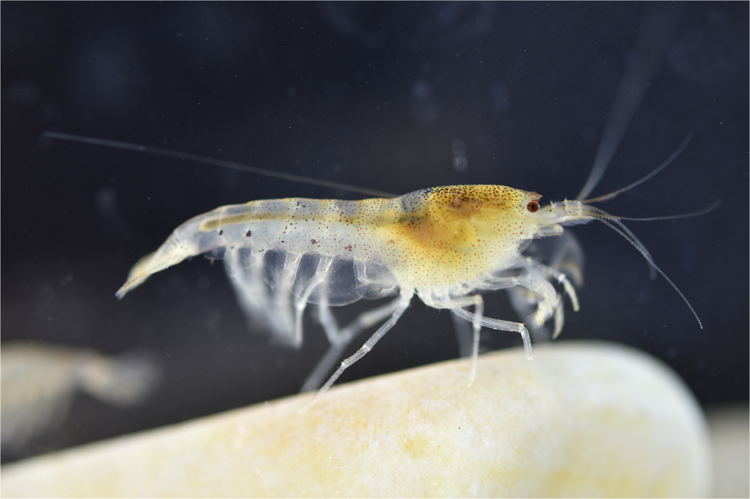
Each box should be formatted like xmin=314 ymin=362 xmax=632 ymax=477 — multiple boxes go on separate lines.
xmin=293 ymin=255 xmax=334 ymax=347
xmin=272 ymin=253 xmax=303 ymax=346
xmin=486 ymin=267 xmax=562 ymax=342
xmin=300 ymin=296 xmax=404 ymax=393
xmin=450 ymin=307 xmax=532 ymax=359
xmin=426 ymin=294 xmax=486 ymax=387
xmin=450 ymin=310 xmax=475 ymax=358
xmin=450 ymin=261 xmax=575 ymax=360
xmin=224 ymin=248 xmax=284 ymax=335
xmin=306 ymin=290 xmax=414 ymax=405
xmin=521 ymin=257 xmax=580 ymax=339
xmin=523 ymin=258 xmax=579 ymax=312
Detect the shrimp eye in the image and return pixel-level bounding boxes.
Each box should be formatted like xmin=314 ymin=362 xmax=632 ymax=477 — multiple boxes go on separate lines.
xmin=526 ymin=200 xmax=540 ymax=213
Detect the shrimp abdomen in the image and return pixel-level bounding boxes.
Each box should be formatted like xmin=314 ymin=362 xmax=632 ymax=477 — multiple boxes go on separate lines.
xmin=116 ymin=197 xmax=392 ymax=298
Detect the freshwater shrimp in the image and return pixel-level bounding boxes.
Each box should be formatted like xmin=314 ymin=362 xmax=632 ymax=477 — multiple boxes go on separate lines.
xmin=40 ymin=138 xmax=714 ymax=404
xmin=42 ymin=5 xmax=716 ymax=403
xmin=101 ymin=129 xmax=713 ymax=403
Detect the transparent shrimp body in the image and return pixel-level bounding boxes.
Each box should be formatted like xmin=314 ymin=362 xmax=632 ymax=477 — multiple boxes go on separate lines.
xmin=116 ymin=185 xmax=589 ymax=397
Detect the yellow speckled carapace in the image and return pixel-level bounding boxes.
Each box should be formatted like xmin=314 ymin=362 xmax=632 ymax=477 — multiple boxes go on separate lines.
xmin=373 ymin=185 xmax=549 ymax=288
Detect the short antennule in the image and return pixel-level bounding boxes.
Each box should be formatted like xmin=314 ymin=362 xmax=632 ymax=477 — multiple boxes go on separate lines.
xmin=581 ymin=198 xmax=722 ymax=223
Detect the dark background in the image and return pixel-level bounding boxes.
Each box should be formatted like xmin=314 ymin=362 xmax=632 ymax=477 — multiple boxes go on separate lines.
xmin=2 ymin=2 xmax=747 ymax=462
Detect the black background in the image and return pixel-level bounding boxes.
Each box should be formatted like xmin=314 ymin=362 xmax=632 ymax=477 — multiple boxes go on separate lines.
xmin=2 ymin=2 xmax=747 ymax=462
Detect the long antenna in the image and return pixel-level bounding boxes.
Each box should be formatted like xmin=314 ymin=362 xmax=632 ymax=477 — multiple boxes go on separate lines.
xmin=43 ymin=131 xmax=398 ymax=199
xmin=593 ymin=216 xmax=703 ymax=329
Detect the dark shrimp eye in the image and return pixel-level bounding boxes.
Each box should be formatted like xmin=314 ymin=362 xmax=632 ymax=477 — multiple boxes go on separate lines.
xmin=526 ymin=200 xmax=540 ymax=213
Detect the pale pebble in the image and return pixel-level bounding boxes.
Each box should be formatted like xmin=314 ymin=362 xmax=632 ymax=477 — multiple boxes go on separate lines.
xmin=1 ymin=341 xmax=711 ymax=497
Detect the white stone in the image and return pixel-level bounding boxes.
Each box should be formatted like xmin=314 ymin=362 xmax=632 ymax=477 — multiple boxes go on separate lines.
xmin=1 ymin=341 xmax=711 ymax=497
